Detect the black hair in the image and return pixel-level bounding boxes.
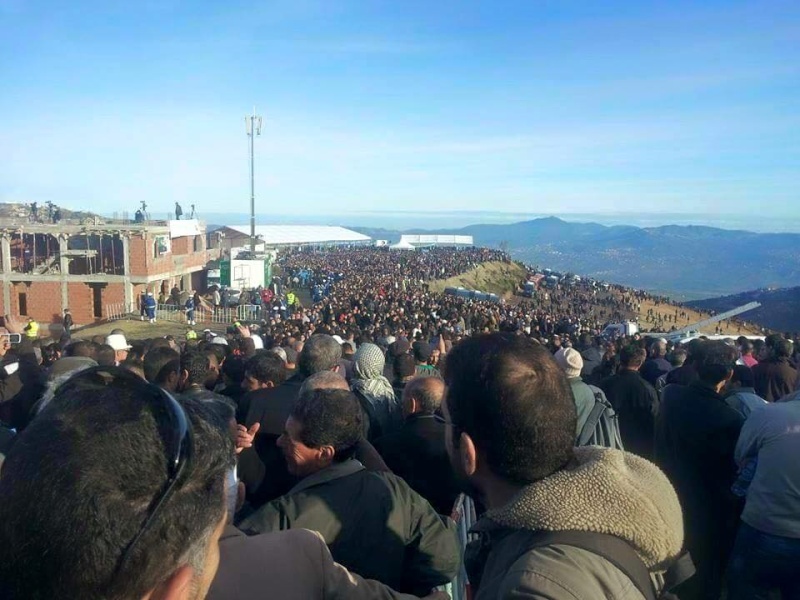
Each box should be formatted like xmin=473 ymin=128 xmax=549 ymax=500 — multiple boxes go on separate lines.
xmin=290 ymin=389 xmax=362 ymax=462
xmin=696 ymin=341 xmax=737 ymax=385
xmin=181 ymin=351 xmax=211 ymax=387
xmin=731 ymin=365 xmax=755 ymax=388
xmin=0 ymin=368 xmax=233 ymax=600
xmin=222 ymin=356 xmax=246 ymax=385
xmin=393 ymin=354 xmax=416 ymax=380
xmin=245 ymin=352 xmax=287 ymax=387
xmin=96 ymin=344 xmax=117 ymax=367
xmin=620 ymin=344 xmax=646 ymax=367
xmin=143 ymin=347 xmax=181 ymax=386
xmin=443 ymin=333 xmax=576 ymax=485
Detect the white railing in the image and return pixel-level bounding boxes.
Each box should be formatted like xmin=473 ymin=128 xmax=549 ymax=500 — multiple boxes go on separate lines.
xmin=152 ymin=304 xmax=265 ymax=326
xmin=105 ymin=302 xmax=130 ymax=321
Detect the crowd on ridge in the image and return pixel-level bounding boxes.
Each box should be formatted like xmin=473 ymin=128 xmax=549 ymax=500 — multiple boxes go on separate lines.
xmin=0 ymin=246 xmax=799 ymax=599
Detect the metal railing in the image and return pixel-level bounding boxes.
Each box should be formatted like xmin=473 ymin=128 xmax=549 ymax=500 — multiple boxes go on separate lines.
xmin=153 ymin=304 xmax=265 ymax=326
xmin=436 ymin=494 xmax=478 ymax=600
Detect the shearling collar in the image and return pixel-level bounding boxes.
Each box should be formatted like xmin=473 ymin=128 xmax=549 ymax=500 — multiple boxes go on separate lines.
xmin=481 ymin=447 xmax=683 ymax=569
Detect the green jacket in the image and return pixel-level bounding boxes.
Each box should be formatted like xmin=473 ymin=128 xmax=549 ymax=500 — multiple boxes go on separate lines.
xmin=240 ymin=460 xmax=460 ymax=596
xmin=468 ymin=447 xmax=684 ymax=599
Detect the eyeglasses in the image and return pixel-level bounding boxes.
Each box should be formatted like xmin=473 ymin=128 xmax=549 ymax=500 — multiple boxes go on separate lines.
xmin=55 ymin=366 xmax=194 ymax=577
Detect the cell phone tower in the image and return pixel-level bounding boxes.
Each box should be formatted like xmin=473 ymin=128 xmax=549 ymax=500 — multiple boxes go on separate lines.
xmin=245 ymin=108 xmax=263 ymax=253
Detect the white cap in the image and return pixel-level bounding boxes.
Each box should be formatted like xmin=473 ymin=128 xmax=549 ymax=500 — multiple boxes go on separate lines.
xmin=251 ymin=335 xmax=264 ymax=350
xmin=105 ymin=334 xmax=132 ymax=351
xmin=332 ymin=335 xmax=344 ymax=344
xmin=211 ymin=336 xmax=228 ymax=346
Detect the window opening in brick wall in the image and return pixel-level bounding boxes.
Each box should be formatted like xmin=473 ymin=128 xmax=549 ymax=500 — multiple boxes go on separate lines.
xmin=18 ymin=292 xmax=27 ymax=316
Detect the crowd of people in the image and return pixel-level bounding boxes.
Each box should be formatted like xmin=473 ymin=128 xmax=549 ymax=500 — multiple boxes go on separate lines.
xmin=1 ymin=245 xmax=799 ymax=599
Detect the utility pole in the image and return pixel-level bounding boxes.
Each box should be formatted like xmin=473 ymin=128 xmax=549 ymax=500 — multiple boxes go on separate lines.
xmin=245 ymin=108 xmax=262 ymax=253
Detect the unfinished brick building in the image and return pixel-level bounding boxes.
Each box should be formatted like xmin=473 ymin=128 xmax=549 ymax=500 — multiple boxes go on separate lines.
xmin=0 ymin=218 xmax=213 ymax=327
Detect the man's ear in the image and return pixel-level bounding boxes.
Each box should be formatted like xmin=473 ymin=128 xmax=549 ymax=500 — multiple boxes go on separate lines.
xmin=459 ymin=432 xmax=478 ymax=477
xmin=318 ymin=445 xmax=335 ymax=463
xmin=146 ymin=564 xmax=193 ymax=600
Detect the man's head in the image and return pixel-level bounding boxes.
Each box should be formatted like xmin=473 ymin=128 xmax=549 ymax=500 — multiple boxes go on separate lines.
xmin=554 ymin=347 xmax=583 ymax=379
xmin=277 ymin=389 xmax=362 ymax=478
xmin=620 ymin=345 xmax=647 ymax=370
xmin=144 ymin=347 xmax=182 ymax=393
xmin=650 ymin=339 xmax=667 ymax=358
xmin=773 ymin=339 xmax=793 ymax=360
xmin=180 ymin=351 xmax=217 ymax=391
xmin=298 ymin=370 xmax=349 ymax=396
xmin=297 ymin=334 xmax=342 ymax=377
xmin=669 ymin=348 xmax=688 ymax=368
xmin=243 ymin=352 xmax=287 ymax=392
xmin=402 ymin=376 xmax=445 ymax=418
xmin=729 ymin=364 xmax=755 ymax=390
xmin=105 ymin=334 xmax=132 ymax=365
xmin=696 ymin=341 xmax=738 ymax=390
xmin=413 ymin=341 xmax=433 ymax=364
xmin=96 ymin=344 xmax=117 ymax=367
xmin=442 ymin=333 xmax=576 ymax=501
xmin=393 ymin=354 xmax=416 ymax=382
xmin=0 ymin=367 xmax=234 ymax=600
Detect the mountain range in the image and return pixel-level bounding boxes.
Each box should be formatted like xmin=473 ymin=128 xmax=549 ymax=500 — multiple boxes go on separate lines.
xmin=687 ymin=287 xmax=800 ymax=333
xmin=351 ymin=217 xmax=800 ymax=301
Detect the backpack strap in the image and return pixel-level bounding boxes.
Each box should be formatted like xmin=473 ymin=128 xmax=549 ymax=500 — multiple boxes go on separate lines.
xmin=577 ymin=399 xmax=608 ymax=446
xmin=525 ymin=530 xmax=657 ymax=600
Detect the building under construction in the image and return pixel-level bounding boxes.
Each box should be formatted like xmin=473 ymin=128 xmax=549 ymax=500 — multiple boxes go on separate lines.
xmin=0 ymin=217 xmax=213 ymax=326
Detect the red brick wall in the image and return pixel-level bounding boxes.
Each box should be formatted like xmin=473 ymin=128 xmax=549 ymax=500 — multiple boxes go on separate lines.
xmin=129 ymin=235 xmax=150 ymax=277
xmin=172 ymin=236 xmax=190 ymax=255
xmin=67 ymin=282 xmax=94 ymax=325
xmin=129 ymin=234 xmax=208 ymax=277
xmin=17 ymin=281 xmax=63 ymax=324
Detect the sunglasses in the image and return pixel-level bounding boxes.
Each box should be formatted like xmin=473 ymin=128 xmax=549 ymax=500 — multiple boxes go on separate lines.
xmin=55 ymin=366 xmax=194 ymax=577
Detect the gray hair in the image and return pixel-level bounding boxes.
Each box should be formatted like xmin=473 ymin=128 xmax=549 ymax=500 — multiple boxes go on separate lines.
xmin=298 ymin=334 xmax=342 ymax=377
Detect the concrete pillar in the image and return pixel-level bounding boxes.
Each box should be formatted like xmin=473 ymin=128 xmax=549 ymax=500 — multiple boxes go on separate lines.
xmin=58 ymin=235 xmax=69 ymax=274
xmin=59 ymin=235 xmax=69 ymax=313
xmin=2 ymin=235 xmax=12 ymax=314
xmin=1 ymin=235 xmax=11 ymax=274
xmin=182 ymin=273 xmax=192 ymax=292
xmin=122 ymin=235 xmax=133 ymax=312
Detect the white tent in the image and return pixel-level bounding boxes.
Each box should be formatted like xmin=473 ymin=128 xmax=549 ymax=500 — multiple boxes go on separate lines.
xmin=390 ymin=239 xmax=416 ymax=251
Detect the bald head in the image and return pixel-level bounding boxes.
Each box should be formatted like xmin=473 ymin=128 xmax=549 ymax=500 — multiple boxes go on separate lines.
xmin=402 ymin=376 xmax=445 ymax=417
xmin=298 ymin=370 xmax=349 ymax=400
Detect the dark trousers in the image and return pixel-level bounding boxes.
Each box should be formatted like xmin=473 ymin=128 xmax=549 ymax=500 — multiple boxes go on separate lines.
xmin=727 ymin=521 xmax=800 ymax=600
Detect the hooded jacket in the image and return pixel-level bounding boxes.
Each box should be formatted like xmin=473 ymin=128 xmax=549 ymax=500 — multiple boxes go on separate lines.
xmin=468 ymin=447 xmax=683 ymax=599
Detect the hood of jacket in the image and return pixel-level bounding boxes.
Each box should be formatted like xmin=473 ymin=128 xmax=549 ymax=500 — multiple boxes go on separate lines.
xmin=483 ymin=446 xmax=683 ymax=569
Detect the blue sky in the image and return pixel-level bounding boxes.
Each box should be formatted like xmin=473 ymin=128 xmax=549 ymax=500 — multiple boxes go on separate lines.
xmin=1 ymin=0 xmax=798 ymax=220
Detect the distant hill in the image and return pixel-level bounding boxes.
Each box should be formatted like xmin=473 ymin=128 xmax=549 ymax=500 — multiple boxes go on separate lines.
xmin=351 ymin=217 xmax=800 ymax=300
xmin=687 ymin=287 xmax=800 ymax=333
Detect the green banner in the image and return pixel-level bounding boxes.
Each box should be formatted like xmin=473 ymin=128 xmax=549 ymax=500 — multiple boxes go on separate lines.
xmin=220 ymin=260 xmax=231 ymax=286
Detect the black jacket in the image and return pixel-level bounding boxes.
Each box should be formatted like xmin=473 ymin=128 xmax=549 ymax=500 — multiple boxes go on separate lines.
xmin=374 ymin=414 xmax=460 ymax=515
xmin=655 ymin=382 xmax=743 ymax=569
xmin=238 ymin=376 xmax=304 ymax=507
xmin=600 ymin=370 xmax=659 ymax=460
xmin=239 ymin=460 xmax=460 ymax=596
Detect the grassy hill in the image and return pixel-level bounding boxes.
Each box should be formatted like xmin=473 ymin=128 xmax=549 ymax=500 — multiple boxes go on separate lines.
xmin=427 ymin=261 xmax=528 ymax=298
